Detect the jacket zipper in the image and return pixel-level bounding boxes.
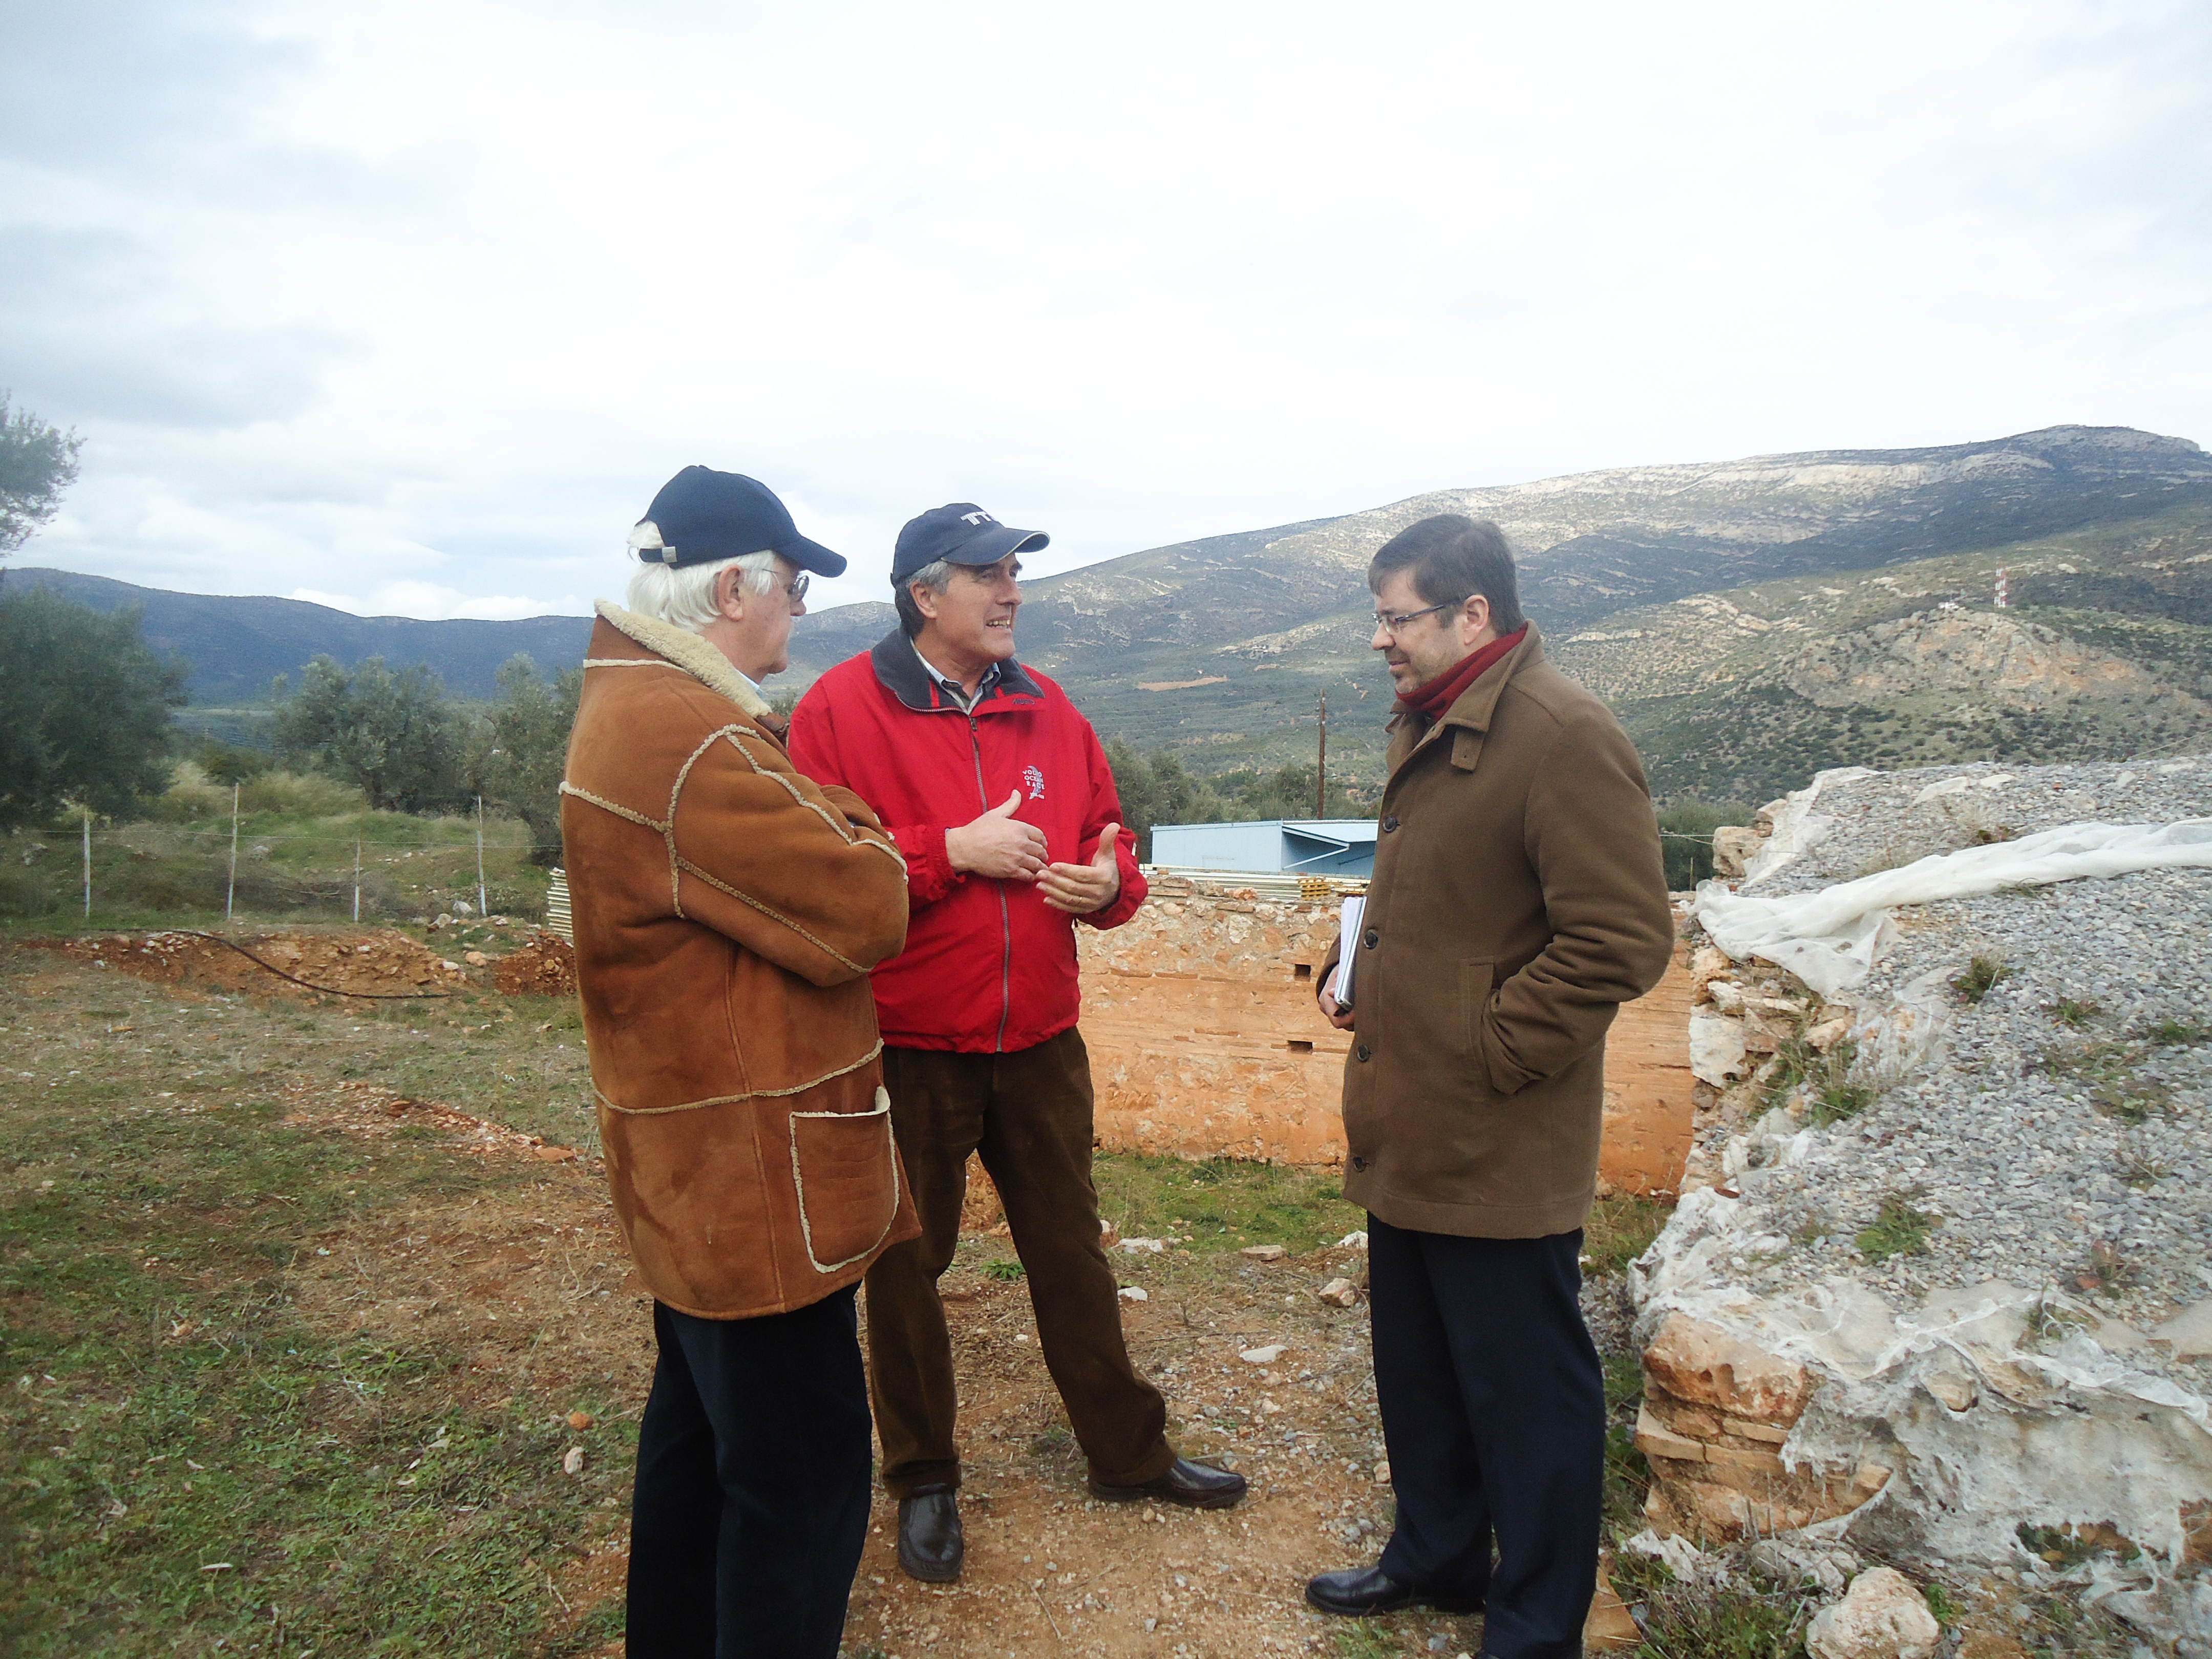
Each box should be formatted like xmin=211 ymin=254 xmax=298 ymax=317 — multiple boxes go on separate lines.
xmin=968 ymin=714 xmax=1013 ymax=1054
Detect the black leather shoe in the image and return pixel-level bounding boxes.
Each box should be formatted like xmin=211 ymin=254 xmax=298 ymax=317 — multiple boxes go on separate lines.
xmin=1304 ymin=1564 xmax=1484 ymax=1616
xmin=896 ymin=1485 xmax=963 ymax=1583
xmin=1088 ymin=1455 xmax=1249 ymax=1510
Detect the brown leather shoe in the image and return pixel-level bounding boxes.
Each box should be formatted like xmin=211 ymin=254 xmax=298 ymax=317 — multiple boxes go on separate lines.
xmin=896 ymin=1485 xmax=963 ymax=1583
xmin=1087 ymin=1456 xmax=1249 ymax=1510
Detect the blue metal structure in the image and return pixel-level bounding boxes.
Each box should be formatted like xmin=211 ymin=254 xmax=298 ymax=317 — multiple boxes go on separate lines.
xmin=1148 ymin=819 xmax=1378 ymax=878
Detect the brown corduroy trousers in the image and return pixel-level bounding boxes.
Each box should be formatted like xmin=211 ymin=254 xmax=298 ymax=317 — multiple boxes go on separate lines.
xmin=866 ymin=1028 xmax=1174 ymax=1497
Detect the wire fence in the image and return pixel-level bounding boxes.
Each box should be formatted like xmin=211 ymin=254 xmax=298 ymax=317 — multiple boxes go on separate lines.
xmin=5 ymin=798 xmax=549 ymax=931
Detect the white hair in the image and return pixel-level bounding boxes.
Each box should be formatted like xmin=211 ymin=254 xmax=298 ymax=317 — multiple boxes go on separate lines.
xmin=626 ymin=551 xmax=780 ymax=634
xmin=894 ymin=559 xmax=955 ymax=637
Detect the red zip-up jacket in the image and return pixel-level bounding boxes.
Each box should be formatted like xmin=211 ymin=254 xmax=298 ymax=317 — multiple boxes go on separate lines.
xmin=788 ymin=629 xmax=1146 ymax=1053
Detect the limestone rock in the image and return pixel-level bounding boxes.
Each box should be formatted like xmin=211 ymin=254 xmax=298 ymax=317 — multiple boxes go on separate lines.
xmin=1239 ymin=1344 xmax=1286 ymax=1364
xmin=1712 ymin=826 xmax=1763 ymax=880
xmin=1643 ymin=1313 xmax=1813 ymax=1426
xmin=1690 ymin=943 xmax=1734 ymax=992
xmin=1315 ymin=1277 xmax=1358 ymax=1307
xmin=1240 ymin=1244 xmax=1288 ymax=1262
xmin=1804 ymin=1015 xmax=1853 ymax=1051
xmin=2150 ymin=1296 xmax=2212 ymax=1359
xmin=1806 ymin=1567 xmax=1940 ymax=1659
xmin=1689 ymin=1012 xmax=1749 ymax=1086
xmin=1585 ymin=1567 xmax=1641 ymax=1651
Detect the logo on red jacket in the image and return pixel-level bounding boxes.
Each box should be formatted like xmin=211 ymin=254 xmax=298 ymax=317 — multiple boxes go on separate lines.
xmin=1023 ymin=764 xmax=1045 ymax=800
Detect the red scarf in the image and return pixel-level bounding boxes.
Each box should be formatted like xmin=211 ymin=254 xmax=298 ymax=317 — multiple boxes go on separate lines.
xmin=1395 ymin=625 xmax=1528 ymax=719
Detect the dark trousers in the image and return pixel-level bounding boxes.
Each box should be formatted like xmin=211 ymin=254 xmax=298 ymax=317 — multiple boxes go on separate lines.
xmin=865 ymin=1028 xmax=1173 ymax=1496
xmin=626 ymin=1291 xmax=871 ymax=1659
xmin=1369 ymin=1215 xmax=1603 ymax=1659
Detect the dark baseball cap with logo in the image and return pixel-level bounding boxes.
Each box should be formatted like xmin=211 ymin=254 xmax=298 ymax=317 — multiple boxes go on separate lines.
xmin=890 ymin=503 xmax=1050 ymax=586
xmin=630 ymin=465 xmax=847 ymax=577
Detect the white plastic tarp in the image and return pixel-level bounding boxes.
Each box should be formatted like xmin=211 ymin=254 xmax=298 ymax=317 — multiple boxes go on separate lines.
xmin=1696 ymin=818 xmax=2212 ymax=997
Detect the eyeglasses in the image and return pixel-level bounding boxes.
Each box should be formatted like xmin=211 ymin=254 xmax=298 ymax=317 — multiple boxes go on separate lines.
xmin=1371 ymin=600 xmax=1454 ymax=635
xmin=784 ymin=572 xmax=810 ymax=603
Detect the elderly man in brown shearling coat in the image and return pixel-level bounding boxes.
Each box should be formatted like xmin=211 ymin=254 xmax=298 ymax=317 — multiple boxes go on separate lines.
xmin=1304 ymin=515 xmax=1675 ymax=1659
xmin=562 ymin=465 xmax=918 ymax=1659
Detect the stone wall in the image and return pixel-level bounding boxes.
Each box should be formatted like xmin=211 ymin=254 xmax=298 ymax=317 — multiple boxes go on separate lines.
xmin=1074 ymin=874 xmax=1695 ymax=1193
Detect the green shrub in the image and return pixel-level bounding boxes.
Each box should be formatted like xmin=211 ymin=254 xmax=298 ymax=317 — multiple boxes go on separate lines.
xmin=1655 ymin=796 xmax=1753 ymax=890
xmin=1858 ymin=1191 xmax=1941 ymax=1263
xmin=1952 ymin=953 xmax=2010 ymax=1004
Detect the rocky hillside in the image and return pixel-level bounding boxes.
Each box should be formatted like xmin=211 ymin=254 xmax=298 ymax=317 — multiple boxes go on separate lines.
xmin=27 ymin=424 xmax=2210 ymax=796
xmin=1551 ymin=502 xmax=2212 ymax=799
xmin=783 ymin=423 xmax=2211 ymax=789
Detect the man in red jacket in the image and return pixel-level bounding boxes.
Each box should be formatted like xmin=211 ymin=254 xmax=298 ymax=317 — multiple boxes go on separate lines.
xmin=789 ymin=503 xmax=1248 ymax=1584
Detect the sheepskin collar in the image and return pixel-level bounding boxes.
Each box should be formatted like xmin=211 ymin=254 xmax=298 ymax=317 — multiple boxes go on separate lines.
xmin=593 ymin=599 xmax=774 ymax=719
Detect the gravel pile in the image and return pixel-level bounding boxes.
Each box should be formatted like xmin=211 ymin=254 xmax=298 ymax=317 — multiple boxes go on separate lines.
xmin=1709 ymin=753 xmax=2212 ymax=1386
xmin=1755 ymin=754 xmax=2210 ymax=898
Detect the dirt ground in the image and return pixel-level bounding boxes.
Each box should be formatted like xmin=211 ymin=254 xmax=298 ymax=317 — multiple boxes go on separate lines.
xmin=35 ymin=926 xmax=469 ymax=999
xmin=276 ymin=1082 xmax=1483 ymax=1656
xmin=6 ymin=929 xmax=2154 ymax=1659
xmin=3 ymin=929 xmax=1617 ymax=1658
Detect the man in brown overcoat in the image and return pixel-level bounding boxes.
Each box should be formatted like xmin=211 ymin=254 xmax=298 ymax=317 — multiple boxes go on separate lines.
xmin=563 ymin=465 xmax=918 ymax=1658
xmin=1305 ymin=515 xmax=1674 ymax=1659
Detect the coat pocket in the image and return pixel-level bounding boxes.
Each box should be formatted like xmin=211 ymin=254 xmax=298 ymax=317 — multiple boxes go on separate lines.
xmin=786 ymin=1086 xmax=902 ymax=1273
xmin=1460 ymin=959 xmax=1497 ymax=1068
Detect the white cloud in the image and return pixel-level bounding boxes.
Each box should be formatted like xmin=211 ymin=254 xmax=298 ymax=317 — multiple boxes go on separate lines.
xmin=5 ymin=0 xmax=2209 ymax=616
xmin=287 ymin=586 xmax=360 ymax=611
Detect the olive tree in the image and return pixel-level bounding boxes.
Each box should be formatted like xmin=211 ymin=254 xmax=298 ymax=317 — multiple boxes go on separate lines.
xmin=271 ymin=655 xmax=465 ymax=813
xmin=0 ymin=588 xmax=187 ymax=830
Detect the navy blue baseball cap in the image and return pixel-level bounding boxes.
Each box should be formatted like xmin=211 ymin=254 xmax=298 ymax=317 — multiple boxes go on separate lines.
xmin=629 ymin=466 xmax=847 ymax=577
xmin=890 ymin=503 xmax=1049 ymax=586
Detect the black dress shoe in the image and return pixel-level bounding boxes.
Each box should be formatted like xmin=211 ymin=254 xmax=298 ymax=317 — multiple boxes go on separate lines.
xmin=1087 ymin=1455 xmax=1249 ymax=1510
xmin=1305 ymin=1564 xmax=1484 ymax=1616
xmin=896 ymin=1485 xmax=963 ymax=1583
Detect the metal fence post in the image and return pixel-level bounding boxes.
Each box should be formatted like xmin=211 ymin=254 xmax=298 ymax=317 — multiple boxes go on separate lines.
xmin=82 ymin=811 xmax=91 ymax=920
xmin=227 ymin=782 xmax=240 ymax=923
xmin=476 ymin=796 xmax=488 ymax=919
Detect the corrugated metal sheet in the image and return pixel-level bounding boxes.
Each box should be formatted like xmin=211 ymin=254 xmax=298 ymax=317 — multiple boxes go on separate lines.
xmin=1149 ymin=818 xmax=1378 ymax=877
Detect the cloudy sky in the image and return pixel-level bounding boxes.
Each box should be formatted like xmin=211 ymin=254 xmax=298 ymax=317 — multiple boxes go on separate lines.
xmin=4 ymin=0 xmax=2208 ymax=619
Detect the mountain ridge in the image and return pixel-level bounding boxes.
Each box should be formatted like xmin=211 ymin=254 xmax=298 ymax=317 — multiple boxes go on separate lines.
xmin=16 ymin=424 xmax=2210 ymax=793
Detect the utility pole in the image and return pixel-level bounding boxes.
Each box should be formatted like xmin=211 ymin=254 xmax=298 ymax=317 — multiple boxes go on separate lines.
xmin=475 ymin=796 xmax=488 ymax=919
xmin=226 ymin=782 xmax=240 ymax=923
xmin=1315 ymin=690 xmax=1328 ymax=818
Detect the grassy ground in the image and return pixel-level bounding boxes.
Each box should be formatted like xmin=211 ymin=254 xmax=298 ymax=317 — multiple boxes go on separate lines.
xmin=0 ymin=949 xmax=625 ymax=1656
xmin=1 ymin=767 xmax=548 ymax=932
xmin=3 ymin=929 xmax=1703 ymax=1657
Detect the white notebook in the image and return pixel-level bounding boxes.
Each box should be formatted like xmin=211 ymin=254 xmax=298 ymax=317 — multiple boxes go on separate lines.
xmin=1326 ymin=895 xmax=1366 ymax=1008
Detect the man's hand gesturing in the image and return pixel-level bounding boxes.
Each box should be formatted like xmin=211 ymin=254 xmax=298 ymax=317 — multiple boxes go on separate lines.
xmin=946 ymin=790 xmax=1049 ymax=882
xmin=1039 ymin=823 xmax=1123 ymax=916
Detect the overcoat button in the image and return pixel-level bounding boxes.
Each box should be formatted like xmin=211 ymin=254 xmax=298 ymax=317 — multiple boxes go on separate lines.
xmin=1381 ymin=816 xmax=1399 ymax=833
xmin=1362 ymin=928 xmax=1378 ymax=949
xmin=1352 ymin=1155 xmax=1368 ymax=1172
xmin=1355 ymin=1044 xmax=1372 ymax=1062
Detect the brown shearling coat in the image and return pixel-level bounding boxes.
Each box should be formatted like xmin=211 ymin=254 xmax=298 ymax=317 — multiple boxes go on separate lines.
xmin=561 ymin=601 xmax=919 ymax=1318
xmin=1323 ymin=625 xmax=1675 ymax=1238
